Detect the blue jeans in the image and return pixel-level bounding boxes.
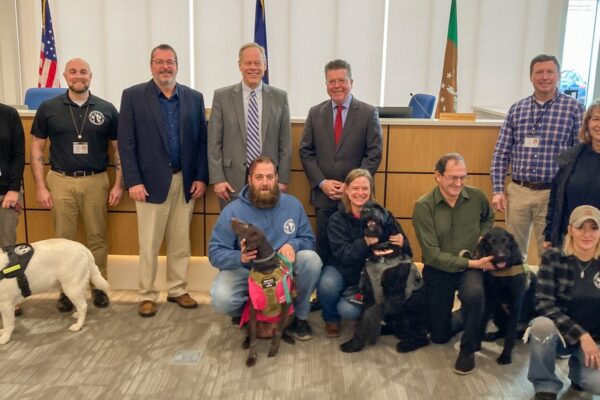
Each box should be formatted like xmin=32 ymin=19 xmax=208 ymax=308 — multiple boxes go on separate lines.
xmin=317 ymin=265 xmax=361 ymax=323
xmin=210 ymin=250 xmax=322 ymax=320
xmin=527 ymin=316 xmax=600 ymax=395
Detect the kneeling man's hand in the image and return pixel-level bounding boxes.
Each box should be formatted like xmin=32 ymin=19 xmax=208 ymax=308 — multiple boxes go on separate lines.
xmin=278 ymin=244 xmax=296 ymax=263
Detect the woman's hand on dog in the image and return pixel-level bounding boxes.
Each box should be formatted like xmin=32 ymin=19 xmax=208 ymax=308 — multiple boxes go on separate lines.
xmin=468 ymin=255 xmax=494 ymax=270
xmin=580 ymin=333 xmax=600 ymax=369
xmin=240 ymin=239 xmax=258 ymax=263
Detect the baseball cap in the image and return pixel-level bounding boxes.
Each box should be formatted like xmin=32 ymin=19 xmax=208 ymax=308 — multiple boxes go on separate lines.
xmin=569 ymin=205 xmax=600 ymax=228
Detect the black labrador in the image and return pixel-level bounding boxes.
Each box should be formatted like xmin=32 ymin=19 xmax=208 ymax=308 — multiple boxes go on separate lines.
xmin=471 ymin=226 xmax=535 ymax=365
xmin=340 ymin=202 xmax=429 ymax=353
xmin=230 ymin=218 xmax=295 ymax=367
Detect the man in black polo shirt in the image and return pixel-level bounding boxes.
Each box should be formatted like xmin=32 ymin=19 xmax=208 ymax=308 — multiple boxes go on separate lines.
xmin=30 ymin=58 xmax=122 ymax=311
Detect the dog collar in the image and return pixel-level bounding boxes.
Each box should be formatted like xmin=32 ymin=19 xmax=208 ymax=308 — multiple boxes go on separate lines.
xmin=252 ymin=252 xmax=276 ymax=264
xmin=489 ymin=264 xmax=525 ymax=277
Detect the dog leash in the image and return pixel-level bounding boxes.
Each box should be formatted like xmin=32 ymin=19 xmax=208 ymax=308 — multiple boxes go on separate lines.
xmin=276 ymin=253 xmax=294 ymax=305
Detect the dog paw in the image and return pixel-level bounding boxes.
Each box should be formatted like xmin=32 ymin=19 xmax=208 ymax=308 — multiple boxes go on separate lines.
xmin=0 ymin=333 xmax=10 ymax=345
xmin=396 ymin=337 xmax=430 ymax=353
xmin=496 ymin=353 xmax=512 ymax=365
xmin=282 ymin=332 xmax=295 ymax=345
xmin=246 ymin=353 xmax=257 ymax=367
xmin=340 ymin=339 xmax=365 ymax=353
xmin=68 ymin=323 xmax=83 ymax=332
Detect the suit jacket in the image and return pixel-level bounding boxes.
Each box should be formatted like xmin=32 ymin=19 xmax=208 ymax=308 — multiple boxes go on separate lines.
xmin=118 ymin=79 xmax=208 ymax=204
xmin=207 ymin=83 xmax=291 ymax=194
xmin=299 ymin=96 xmax=382 ymax=208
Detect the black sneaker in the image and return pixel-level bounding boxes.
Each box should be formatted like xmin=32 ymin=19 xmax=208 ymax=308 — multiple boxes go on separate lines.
xmin=289 ymin=317 xmax=313 ymax=341
xmin=92 ymin=289 xmax=110 ymax=308
xmin=534 ymin=392 xmax=557 ymax=400
xmin=56 ymin=292 xmax=74 ymax=313
xmin=570 ymin=381 xmax=584 ymax=392
xmin=453 ymin=352 xmax=475 ymax=375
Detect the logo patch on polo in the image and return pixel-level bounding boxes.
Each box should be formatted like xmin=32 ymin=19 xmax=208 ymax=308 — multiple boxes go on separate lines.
xmin=88 ymin=110 xmax=105 ymax=126
xmin=283 ymin=219 xmax=296 ymax=235
xmin=593 ymin=271 xmax=600 ymax=290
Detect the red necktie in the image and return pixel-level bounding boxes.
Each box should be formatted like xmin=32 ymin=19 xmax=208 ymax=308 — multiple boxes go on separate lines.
xmin=334 ymin=105 xmax=343 ymax=146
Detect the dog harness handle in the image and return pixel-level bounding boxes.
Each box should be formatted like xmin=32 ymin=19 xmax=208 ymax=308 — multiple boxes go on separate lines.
xmin=276 ymin=253 xmax=294 ymax=305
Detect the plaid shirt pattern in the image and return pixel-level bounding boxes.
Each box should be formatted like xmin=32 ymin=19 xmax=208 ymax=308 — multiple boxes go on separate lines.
xmin=491 ymin=92 xmax=584 ymax=193
xmin=535 ymin=249 xmax=591 ymax=345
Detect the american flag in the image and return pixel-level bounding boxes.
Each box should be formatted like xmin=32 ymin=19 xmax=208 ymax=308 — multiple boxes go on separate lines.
xmin=38 ymin=0 xmax=60 ymax=88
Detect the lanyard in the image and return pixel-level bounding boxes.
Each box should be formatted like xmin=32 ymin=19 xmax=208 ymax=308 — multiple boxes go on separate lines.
xmin=69 ymin=104 xmax=90 ymax=140
xmin=529 ymin=95 xmax=557 ymax=135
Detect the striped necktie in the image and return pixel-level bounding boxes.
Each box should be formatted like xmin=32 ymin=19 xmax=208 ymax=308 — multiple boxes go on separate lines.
xmin=246 ymin=90 xmax=261 ymax=165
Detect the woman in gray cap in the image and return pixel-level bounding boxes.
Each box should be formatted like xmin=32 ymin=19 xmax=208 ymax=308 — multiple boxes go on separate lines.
xmin=527 ymin=205 xmax=600 ymax=399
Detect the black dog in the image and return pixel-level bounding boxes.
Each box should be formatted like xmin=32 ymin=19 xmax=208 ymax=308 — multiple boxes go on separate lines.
xmin=340 ymin=202 xmax=429 ymax=353
xmin=230 ymin=218 xmax=295 ymax=367
xmin=471 ymin=226 xmax=535 ymax=365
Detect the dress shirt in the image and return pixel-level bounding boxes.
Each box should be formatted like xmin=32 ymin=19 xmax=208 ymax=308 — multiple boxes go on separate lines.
xmin=491 ymin=91 xmax=584 ymax=193
xmin=157 ymin=85 xmax=181 ymax=170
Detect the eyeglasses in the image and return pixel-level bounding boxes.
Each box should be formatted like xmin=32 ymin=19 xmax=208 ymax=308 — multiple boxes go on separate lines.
xmin=444 ymin=174 xmax=469 ymax=183
xmin=326 ymin=78 xmax=350 ymax=87
xmin=152 ymin=59 xmax=177 ymax=66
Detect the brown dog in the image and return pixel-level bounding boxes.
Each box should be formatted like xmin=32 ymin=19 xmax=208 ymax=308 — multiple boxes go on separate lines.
xmin=230 ymin=218 xmax=295 ymax=367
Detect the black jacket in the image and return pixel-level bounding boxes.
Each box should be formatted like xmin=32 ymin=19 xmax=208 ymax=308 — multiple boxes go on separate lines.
xmin=0 ymin=104 xmax=25 ymax=195
xmin=327 ymin=202 xmax=411 ymax=286
xmin=544 ymin=143 xmax=587 ymax=246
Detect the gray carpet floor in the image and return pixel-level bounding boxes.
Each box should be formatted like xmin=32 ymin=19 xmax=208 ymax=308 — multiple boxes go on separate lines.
xmin=0 ymin=291 xmax=596 ymax=400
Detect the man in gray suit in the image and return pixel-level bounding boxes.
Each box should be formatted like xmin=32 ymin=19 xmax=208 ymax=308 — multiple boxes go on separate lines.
xmin=208 ymin=43 xmax=291 ymax=207
xmin=300 ymin=59 xmax=383 ymax=264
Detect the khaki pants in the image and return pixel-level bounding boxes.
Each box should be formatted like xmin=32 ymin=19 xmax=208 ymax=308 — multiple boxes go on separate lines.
xmin=46 ymin=170 xmax=109 ymax=277
xmin=506 ymin=182 xmax=550 ymax=261
xmin=0 ymin=192 xmax=21 ymax=247
xmin=135 ymin=172 xmax=194 ymax=302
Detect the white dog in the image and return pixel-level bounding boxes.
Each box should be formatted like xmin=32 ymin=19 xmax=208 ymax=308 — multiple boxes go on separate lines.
xmin=0 ymin=238 xmax=109 ymax=344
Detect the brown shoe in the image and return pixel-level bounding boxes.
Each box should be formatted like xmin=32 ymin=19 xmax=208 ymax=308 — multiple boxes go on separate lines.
xmin=138 ymin=300 xmax=157 ymax=317
xmin=325 ymin=322 xmax=341 ymax=338
xmin=167 ymin=293 xmax=198 ymax=309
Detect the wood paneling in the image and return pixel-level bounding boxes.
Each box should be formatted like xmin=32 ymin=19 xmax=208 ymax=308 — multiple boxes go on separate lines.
xmin=19 ymin=115 xmax=505 ymax=262
xmin=387 ymin=125 xmax=499 ymax=173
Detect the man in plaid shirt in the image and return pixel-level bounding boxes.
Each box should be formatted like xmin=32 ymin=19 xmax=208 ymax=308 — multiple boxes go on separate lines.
xmin=491 ymin=54 xmax=585 ymax=261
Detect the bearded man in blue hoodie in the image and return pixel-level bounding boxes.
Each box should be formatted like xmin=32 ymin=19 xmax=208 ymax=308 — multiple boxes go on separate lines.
xmin=209 ymin=156 xmax=322 ymax=341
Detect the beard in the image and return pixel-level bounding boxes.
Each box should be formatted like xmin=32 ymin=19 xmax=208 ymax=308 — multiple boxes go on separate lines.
xmin=249 ymin=183 xmax=280 ymax=209
xmin=68 ymin=82 xmax=89 ymax=94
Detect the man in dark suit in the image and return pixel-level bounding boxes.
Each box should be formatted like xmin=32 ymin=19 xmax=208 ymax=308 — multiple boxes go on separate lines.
xmin=208 ymin=43 xmax=291 ymax=208
xmin=299 ymin=59 xmax=383 ymax=264
xmin=118 ymin=44 xmax=208 ymax=317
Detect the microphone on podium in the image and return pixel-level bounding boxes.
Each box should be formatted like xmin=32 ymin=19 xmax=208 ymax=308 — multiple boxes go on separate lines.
xmin=409 ymin=92 xmax=432 ymax=118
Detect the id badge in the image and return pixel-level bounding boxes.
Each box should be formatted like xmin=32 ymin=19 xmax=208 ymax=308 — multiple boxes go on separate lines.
xmin=523 ymin=137 xmax=540 ymax=148
xmin=73 ymin=142 xmax=89 ymax=154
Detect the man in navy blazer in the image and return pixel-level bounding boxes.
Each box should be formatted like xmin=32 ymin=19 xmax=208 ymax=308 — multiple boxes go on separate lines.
xmin=118 ymin=44 xmax=208 ymax=317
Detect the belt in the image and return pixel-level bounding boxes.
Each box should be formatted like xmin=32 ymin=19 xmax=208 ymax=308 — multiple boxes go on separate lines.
xmin=512 ymin=179 xmax=551 ymax=191
xmin=52 ymin=168 xmax=105 ymax=178
xmin=171 ymin=168 xmax=182 ymax=174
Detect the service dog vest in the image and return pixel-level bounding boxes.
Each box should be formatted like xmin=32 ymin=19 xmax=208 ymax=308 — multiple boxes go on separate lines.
xmin=240 ymin=255 xmax=297 ymax=327
xmin=1 ymin=244 xmax=34 ymax=298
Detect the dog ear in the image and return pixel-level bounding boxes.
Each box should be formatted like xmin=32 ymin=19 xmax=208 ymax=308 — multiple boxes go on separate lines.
xmin=508 ymin=232 xmax=524 ymax=265
xmin=473 ymin=232 xmax=489 ymax=259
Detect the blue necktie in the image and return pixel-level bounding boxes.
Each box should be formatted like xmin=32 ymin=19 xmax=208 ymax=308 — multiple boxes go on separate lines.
xmin=246 ymin=90 xmax=261 ymax=165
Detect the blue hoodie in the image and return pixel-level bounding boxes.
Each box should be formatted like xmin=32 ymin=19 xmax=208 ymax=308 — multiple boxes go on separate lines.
xmin=208 ymin=185 xmax=316 ymax=270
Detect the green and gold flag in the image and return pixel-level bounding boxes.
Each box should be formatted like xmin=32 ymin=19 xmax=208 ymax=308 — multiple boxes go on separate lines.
xmin=436 ymin=0 xmax=457 ymax=117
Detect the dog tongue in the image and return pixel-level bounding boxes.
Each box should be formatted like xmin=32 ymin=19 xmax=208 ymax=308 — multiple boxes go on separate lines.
xmin=496 ymin=261 xmax=506 ymax=269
